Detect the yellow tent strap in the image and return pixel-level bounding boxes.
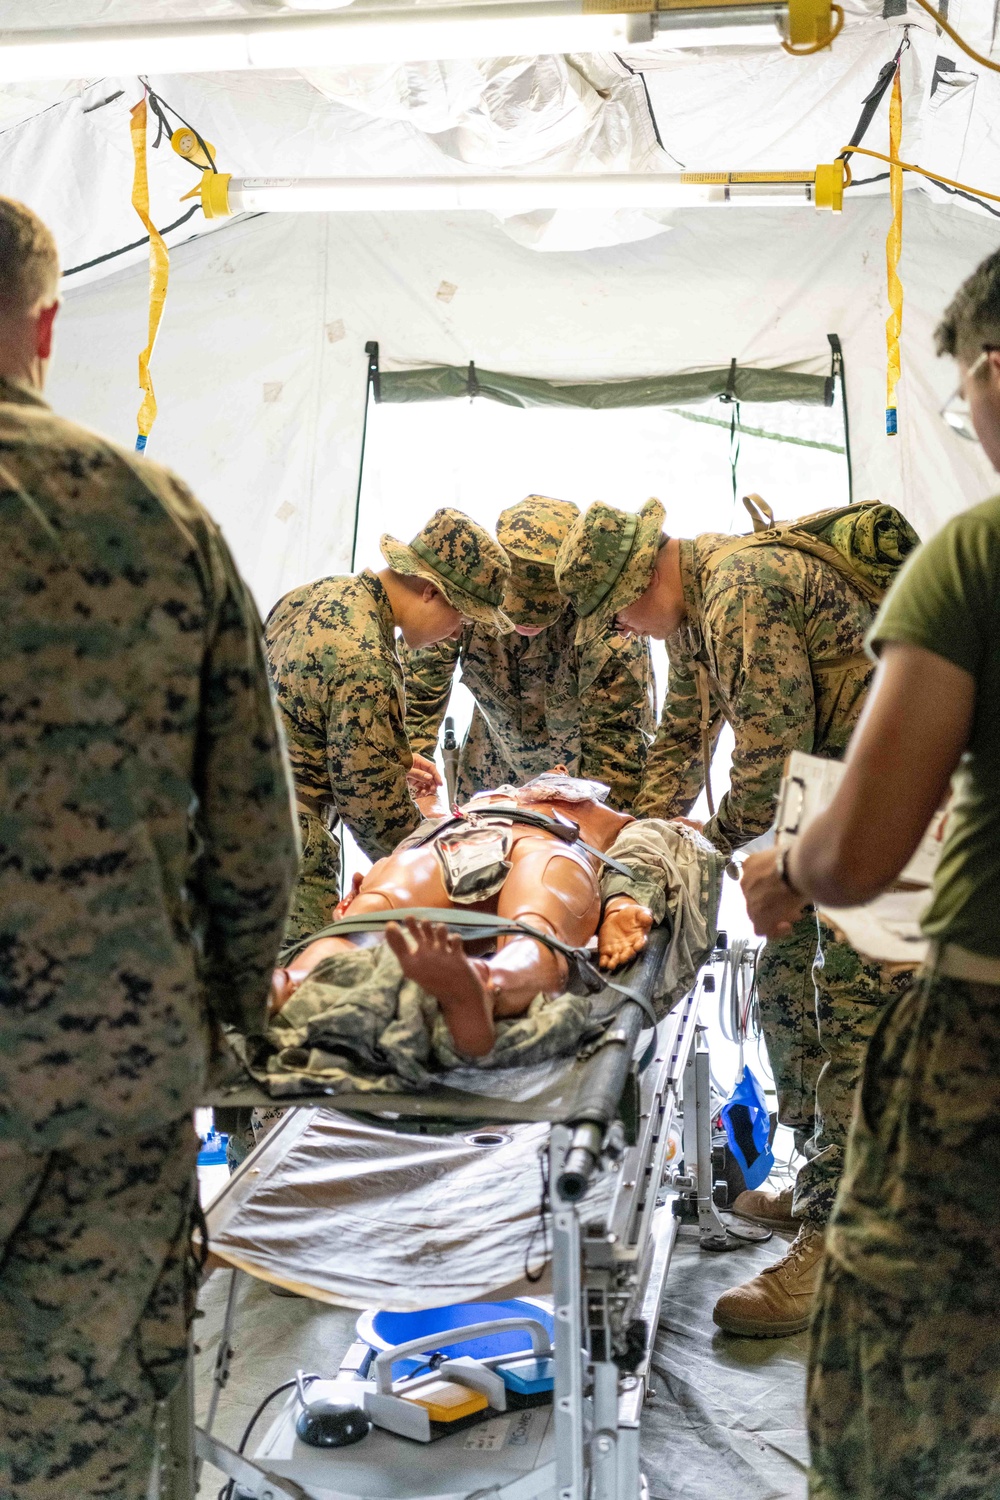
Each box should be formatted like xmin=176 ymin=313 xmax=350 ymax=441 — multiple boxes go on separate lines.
xmin=885 ymin=66 xmax=903 ymax=438
xmin=130 ymin=99 xmax=170 ymax=454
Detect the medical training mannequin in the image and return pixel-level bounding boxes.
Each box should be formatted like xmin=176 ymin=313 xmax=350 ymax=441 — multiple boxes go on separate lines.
xmin=271 ymin=771 xmax=654 ymax=1058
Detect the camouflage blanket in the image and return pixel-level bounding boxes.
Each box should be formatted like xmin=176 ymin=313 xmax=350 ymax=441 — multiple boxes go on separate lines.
xmin=258 ymin=819 xmax=726 ymax=1097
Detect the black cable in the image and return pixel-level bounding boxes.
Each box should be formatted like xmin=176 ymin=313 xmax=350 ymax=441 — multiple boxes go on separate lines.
xmin=611 ymin=53 xmax=685 ymax=168
xmin=218 ymin=1374 xmax=320 ymax=1500
xmin=61 ymin=206 xmax=200 ymax=277
xmin=930 ymin=176 xmax=1000 ymax=219
xmin=840 ymin=33 xmax=910 ymax=166
xmin=524 ymin=1149 xmax=551 ymax=1283
xmin=846 ymin=168 xmax=1000 ymax=218
xmin=139 ymin=76 xmax=219 ymax=173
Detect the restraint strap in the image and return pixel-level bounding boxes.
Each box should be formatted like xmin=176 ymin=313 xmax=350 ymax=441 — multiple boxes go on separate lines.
xmin=282 ymin=905 xmax=660 ymax=1025
xmin=413 ymin=807 xmax=634 ymax=878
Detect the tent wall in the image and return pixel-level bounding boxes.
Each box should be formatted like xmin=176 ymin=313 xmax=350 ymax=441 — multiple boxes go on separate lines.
xmin=50 ymin=196 xmax=998 ymax=612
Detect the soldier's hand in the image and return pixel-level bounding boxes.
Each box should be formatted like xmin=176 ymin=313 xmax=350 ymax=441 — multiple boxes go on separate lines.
xmin=741 ymin=849 xmax=806 ymax=937
xmin=406 ymin=752 xmax=443 ymax=796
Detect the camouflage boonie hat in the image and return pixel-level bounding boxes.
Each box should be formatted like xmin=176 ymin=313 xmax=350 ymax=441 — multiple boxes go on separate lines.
xmin=496 ymin=496 xmax=580 ymax=628
xmin=555 ymin=497 xmax=666 ymax=645
xmin=381 ymin=508 xmax=512 ymax=632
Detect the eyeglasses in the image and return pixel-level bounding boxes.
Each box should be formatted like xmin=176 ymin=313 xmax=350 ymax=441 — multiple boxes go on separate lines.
xmin=940 ymin=346 xmax=998 ymax=442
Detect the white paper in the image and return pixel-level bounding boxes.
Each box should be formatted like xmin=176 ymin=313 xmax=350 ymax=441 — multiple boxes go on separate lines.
xmin=774 ymin=751 xmax=946 ymax=964
xmin=818 ymin=888 xmax=932 ymax=966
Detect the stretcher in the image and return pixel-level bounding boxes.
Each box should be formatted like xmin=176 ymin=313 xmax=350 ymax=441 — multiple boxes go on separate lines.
xmin=163 ymin=926 xmax=765 ymax=1500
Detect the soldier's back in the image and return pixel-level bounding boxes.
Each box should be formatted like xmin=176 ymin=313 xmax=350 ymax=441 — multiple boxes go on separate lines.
xmin=268 ymin=566 xmax=402 ymax=736
xmin=0 ymin=382 xmax=238 ymax=1149
xmin=698 ymin=535 xmax=876 ymax=756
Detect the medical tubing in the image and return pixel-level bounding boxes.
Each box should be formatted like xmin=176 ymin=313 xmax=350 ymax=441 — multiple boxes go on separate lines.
xmin=840 ymin=145 xmax=1000 ymax=206
xmin=907 ymin=0 xmax=1000 ymax=74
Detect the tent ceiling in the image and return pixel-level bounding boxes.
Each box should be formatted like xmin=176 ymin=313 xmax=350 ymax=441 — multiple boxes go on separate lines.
xmin=4 ymin=0 xmax=999 ymax=608
xmin=1 ymin=7 xmax=998 ymax=270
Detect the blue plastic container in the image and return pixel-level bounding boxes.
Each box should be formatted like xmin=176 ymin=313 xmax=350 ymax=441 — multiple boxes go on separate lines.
xmin=197 ymin=1130 xmax=229 ymax=1166
xmin=357 ymin=1300 xmax=554 ymax=1381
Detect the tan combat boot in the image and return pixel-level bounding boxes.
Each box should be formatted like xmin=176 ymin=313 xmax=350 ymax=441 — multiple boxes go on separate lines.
xmin=730 ymin=1185 xmax=799 ymax=1233
xmin=712 ymin=1224 xmax=825 ymax=1337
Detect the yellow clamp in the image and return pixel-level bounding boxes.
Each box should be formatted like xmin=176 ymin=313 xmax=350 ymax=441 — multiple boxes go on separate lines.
xmin=180 ymin=173 xmax=233 ymax=220
xmin=814 ymin=159 xmax=846 ymax=211
xmin=786 ymin=0 xmax=842 ymax=48
xmin=581 ymin=0 xmax=843 ymax=48
xmin=170 ymin=126 xmax=217 ymax=170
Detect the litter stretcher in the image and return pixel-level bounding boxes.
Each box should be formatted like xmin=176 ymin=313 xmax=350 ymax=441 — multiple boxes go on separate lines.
xmin=161 ymin=924 xmax=765 ymax=1500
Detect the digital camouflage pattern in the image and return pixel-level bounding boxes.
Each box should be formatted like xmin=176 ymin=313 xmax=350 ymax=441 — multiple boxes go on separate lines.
xmin=756 ymin=911 xmax=914 ymax=1225
xmin=0 ymin=378 xmax=297 ymax=1151
xmin=402 ymin=614 xmax=655 ymax=810
xmin=496 ymin=495 xmax=579 ymax=627
xmin=634 ymin=534 xmax=916 ymax=1224
xmin=635 ymin=534 xmax=878 ymax=850
xmin=554 ymin=498 xmax=665 ymax=646
xmin=0 ymin=1119 xmax=199 ymax=1500
xmin=266 ymin=569 xmax=421 ymax=941
xmin=405 ymin=496 xmax=655 ymax=808
xmin=0 ymin=376 xmax=296 ymax=1494
xmin=380 ymin=506 xmax=512 ymax=633
xmin=264 ymin=940 xmax=594 ymax=1094
xmin=809 ymin=971 xmax=1000 ymax=1499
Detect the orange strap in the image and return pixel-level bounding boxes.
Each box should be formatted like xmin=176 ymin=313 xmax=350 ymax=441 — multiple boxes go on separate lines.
xmin=130 ymin=99 xmax=170 ymax=452
xmin=884 ymin=66 xmax=903 ymax=437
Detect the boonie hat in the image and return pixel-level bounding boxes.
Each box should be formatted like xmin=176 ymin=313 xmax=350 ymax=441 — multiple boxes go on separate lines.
xmin=496 ymin=495 xmax=580 ymax=628
xmin=381 ymin=508 xmax=512 ymax=633
xmin=555 ymin=497 xmax=666 ymax=645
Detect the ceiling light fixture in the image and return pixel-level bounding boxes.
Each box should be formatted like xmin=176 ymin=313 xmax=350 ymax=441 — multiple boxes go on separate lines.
xmin=187 ymin=163 xmax=847 ymax=215
xmin=0 ymin=0 xmax=840 ymax=82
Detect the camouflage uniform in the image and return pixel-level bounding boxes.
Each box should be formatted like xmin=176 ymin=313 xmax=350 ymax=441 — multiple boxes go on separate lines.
xmin=265 ymin=509 xmax=510 ymax=944
xmin=0 ymin=377 xmax=297 ymax=1496
xmin=557 ymin=512 xmax=914 ymax=1224
xmin=403 ymin=497 xmax=655 ymax=809
xmin=809 ymin=972 xmax=1000 ymax=1499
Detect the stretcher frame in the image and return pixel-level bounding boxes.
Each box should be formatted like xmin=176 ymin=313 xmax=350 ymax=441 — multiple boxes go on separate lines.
xmin=163 ymin=930 xmax=739 ymax=1500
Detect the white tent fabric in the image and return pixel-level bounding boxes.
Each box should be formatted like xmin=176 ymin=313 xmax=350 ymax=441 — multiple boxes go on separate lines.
xmin=4 ymin=3 xmax=999 ymax=609
xmin=3 ymin=12 xmax=1000 ymax=270
xmin=51 ymin=194 xmax=996 ymax=611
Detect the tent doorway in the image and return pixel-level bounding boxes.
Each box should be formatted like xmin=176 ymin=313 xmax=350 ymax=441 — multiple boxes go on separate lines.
xmin=351 ymin=379 xmax=850 ymax=782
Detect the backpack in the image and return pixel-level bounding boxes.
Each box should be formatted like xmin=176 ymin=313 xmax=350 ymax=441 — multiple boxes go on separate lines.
xmin=708 ymin=495 xmax=921 ymax=606
xmin=692 ymin=496 xmax=921 ymax=818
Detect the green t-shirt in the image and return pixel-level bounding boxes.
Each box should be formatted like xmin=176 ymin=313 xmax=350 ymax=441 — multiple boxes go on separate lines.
xmin=869 ymin=494 xmax=1000 ymax=957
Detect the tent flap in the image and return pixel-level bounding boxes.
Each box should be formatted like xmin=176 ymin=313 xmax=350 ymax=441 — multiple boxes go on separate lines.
xmin=376 ymin=363 xmax=833 ymax=409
